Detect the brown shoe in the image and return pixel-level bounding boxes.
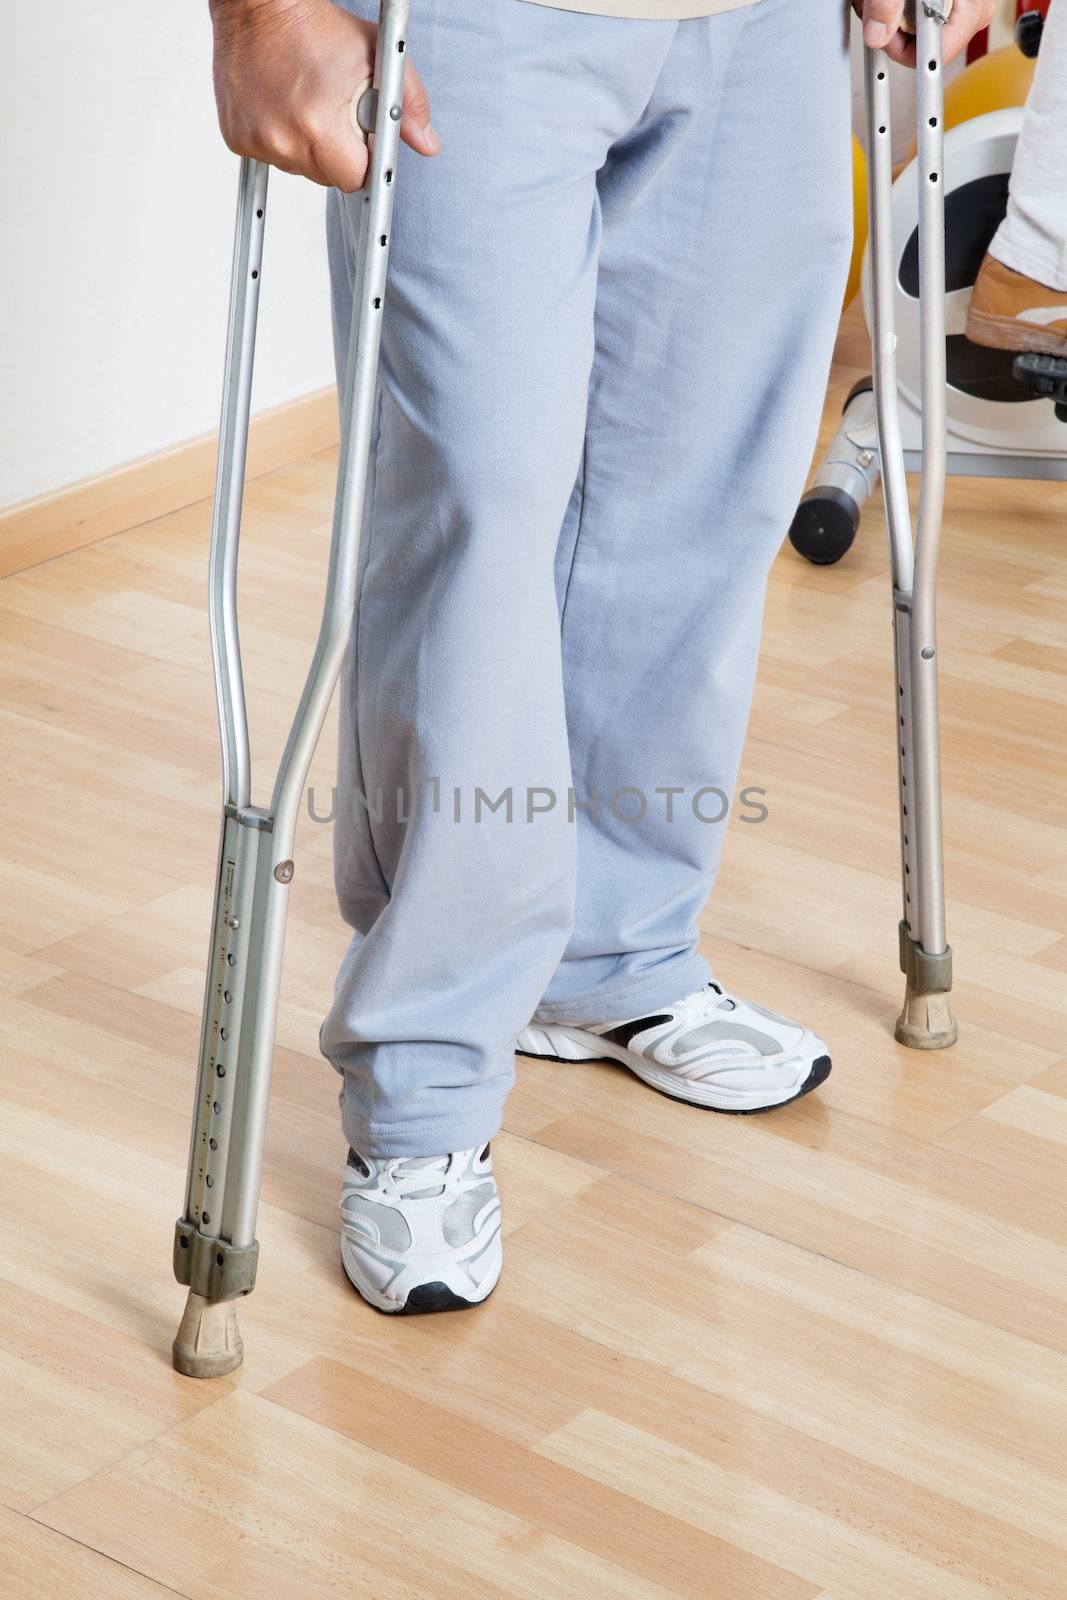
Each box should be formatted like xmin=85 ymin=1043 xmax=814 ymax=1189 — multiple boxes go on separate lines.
xmin=966 ymin=255 xmax=1067 ymax=356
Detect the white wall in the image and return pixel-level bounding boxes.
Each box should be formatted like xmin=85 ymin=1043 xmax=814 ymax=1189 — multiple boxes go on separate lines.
xmin=1 ymin=2 xmax=336 ymax=510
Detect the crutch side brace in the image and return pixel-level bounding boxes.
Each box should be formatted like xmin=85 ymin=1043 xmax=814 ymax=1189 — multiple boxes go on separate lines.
xmin=865 ymin=5 xmax=958 ymax=1050
xmin=172 ymin=0 xmax=411 ymax=1378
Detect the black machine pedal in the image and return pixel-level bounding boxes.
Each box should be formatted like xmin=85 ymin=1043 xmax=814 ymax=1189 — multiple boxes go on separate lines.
xmin=1013 ymin=353 xmax=1067 ymax=422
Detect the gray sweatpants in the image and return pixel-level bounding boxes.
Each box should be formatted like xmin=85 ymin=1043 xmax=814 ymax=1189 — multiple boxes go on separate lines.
xmin=321 ymin=0 xmax=852 ymax=1155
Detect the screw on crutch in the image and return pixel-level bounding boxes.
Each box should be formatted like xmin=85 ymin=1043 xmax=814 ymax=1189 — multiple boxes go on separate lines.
xmin=864 ymin=1 xmax=958 ymax=1050
xmin=172 ymin=0 xmax=412 ymax=1378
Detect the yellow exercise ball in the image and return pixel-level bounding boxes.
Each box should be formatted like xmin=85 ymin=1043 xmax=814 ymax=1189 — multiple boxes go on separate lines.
xmin=845 ymin=134 xmax=868 ymax=307
xmin=941 ymin=41 xmax=1036 ymax=131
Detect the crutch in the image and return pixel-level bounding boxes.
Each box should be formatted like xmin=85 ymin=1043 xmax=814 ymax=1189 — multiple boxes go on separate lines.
xmin=172 ymin=0 xmax=411 ymax=1378
xmin=864 ymin=3 xmax=958 ymax=1050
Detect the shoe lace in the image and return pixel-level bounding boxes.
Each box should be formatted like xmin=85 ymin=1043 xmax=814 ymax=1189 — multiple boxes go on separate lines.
xmin=380 ymin=1154 xmax=452 ymax=1198
xmin=706 ymin=981 xmax=737 ymax=1014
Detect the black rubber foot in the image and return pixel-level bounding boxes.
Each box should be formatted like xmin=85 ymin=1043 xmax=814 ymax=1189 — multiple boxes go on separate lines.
xmin=788 ymin=489 xmax=860 ymax=565
xmin=1013 ymin=352 xmax=1067 ymax=420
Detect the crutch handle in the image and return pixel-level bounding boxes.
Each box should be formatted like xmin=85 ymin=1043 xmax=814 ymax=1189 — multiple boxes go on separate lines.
xmin=350 ymin=76 xmax=375 ymax=143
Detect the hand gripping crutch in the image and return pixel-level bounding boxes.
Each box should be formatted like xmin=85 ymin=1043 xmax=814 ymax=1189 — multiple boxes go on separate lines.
xmin=864 ymin=5 xmax=957 ymax=1050
xmin=172 ymin=0 xmax=411 ymax=1378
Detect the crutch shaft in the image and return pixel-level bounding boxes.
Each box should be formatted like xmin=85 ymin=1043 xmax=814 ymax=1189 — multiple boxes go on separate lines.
xmin=911 ymin=9 xmax=949 ymax=959
xmin=864 ymin=7 xmax=957 ymax=1049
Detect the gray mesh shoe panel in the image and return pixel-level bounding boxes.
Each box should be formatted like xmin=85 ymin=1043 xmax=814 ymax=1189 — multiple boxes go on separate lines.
xmin=442 ymin=1181 xmax=497 ymax=1247
xmin=341 ymin=1194 xmax=413 ymax=1252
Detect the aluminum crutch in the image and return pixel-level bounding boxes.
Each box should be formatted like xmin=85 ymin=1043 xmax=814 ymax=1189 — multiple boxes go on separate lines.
xmin=172 ymin=0 xmax=411 ymax=1378
xmin=865 ymin=4 xmax=958 ymax=1050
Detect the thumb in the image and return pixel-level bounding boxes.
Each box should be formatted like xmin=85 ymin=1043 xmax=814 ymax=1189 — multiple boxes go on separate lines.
xmin=863 ymin=0 xmax=906 ymax=48
xmin=400 ymin=62 xmax=440 ymax=156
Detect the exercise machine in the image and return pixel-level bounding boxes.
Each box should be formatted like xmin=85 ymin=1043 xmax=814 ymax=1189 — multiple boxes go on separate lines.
xmin=170 ymin=0 xmax=956 ymax=1377
xmin=172 ymin=0 xmax=409 ymax=1377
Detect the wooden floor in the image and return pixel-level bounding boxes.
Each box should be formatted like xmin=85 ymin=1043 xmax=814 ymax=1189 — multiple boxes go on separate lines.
xmin=2 ymin=311 xmax=1067 ymax=1600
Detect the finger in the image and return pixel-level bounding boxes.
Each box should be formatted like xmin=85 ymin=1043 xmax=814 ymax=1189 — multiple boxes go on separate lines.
xmin=863 ymin=0 xmax=906 ymax=49
xmin=939 ymin=10 xmax=975 ymax=65
xmin=308 ymin=129 xmax=370 ymax=193
xmin=881 ymin=30 xmax=917 ymax=65
xmin=400 ymin=62 xmax=440 ymax=156
xmin=247 ymin=131 xmax=333 ymax=188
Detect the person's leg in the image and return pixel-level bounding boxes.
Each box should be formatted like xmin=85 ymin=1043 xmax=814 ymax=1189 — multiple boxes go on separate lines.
xmin=966 ymin=2 xmax=1067 ymax=355
xmin=988 ymin=0 xmax=1067 ymax=292
xmin=534 ymin=0 xmax=852 ymax=1026
xmin=321 ymin=0 xmax=675 ymax=1159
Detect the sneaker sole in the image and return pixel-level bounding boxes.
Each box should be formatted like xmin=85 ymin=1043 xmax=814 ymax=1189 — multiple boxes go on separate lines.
xmin=340 ymin=1238 xmax=501 ymax=1316
xmin=517 ymin=1025 xmax=831 ymax=1113
xmin=965 ymin=307 xmax=1067 ymax=357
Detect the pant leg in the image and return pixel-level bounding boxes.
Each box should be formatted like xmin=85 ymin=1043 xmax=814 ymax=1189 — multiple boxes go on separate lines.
xmin=321 ymin=0 xmax=675 ymax=1155
xmin=537 ymin=0 xmax=853 ymax=1023
xmin=989 ymin=0 xmax=1067 ymax=291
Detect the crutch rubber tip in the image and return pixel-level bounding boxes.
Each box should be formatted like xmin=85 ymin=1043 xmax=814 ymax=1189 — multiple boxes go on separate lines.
xmin=172 ymin=1290 xmax=244 ymax=1378
xmin=895 ymin=983 xmax=959 ymax=1050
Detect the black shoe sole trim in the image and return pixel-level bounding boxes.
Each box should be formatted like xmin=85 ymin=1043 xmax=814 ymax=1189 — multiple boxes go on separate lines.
xmin=341 ymin=1253 xmax=496 ymax=1316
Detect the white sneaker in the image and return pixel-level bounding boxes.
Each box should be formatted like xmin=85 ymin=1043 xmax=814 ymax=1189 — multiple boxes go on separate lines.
xmin=340 ymin=1143 xmax=502 ymax=1314
xmin=517 ymin=982 xmax=831 ymax=1113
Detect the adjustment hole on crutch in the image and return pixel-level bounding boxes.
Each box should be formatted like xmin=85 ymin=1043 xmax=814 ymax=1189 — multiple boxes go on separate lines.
xmin=212 ymin=1101 xmax=221 ymax=1116
xmin=201 ymin=1211 xmax=211 ymax=1225
xmin=179 ymin=1235 xmax=190 ymax=1249
xmin=928 ymin=117 xmax=938 ymax=127
xmin=877 ymin=69 xmax=886 ymax=81
xmin=878 ymin=126 xmax=886 ymax=136
xmin=227 ymin=953 xmax=236 ymax=967
xmin=902 ymin=805 xmax=908 ymax=816
xmin=385 ymin=170 xmax=393 ymax=184
xmin=216 ymin=1252 xmax=225 ymax=1268
xmin=205 ymin=1175 xmax=214 ymax=1188
xmin=373 ymin=297 xmax=382 ymax=309
xmin=928 ymin=58 xmax=937 ymax=70
xmin=224 ymin=990 xmax=232 ymax=1003
xmin=397 ymin=38 xmax=405 ymax=51
xmin=209 ymin=1138 xmax=218 ymax=1151
xmin=220 ymin=1028 xmax=228 ymax=1041
xmin=251 ymin=270 xmax=259 ymax=280
xmin=216 ymin=1064 xmax=226 ymax=1079
xmin=929 ymin=172 xmax=939 ymax=184
xmin=256 ymin=208 xmax=264 ymax=218
xmin=379 ymin=234 xmax=387 ymax=246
